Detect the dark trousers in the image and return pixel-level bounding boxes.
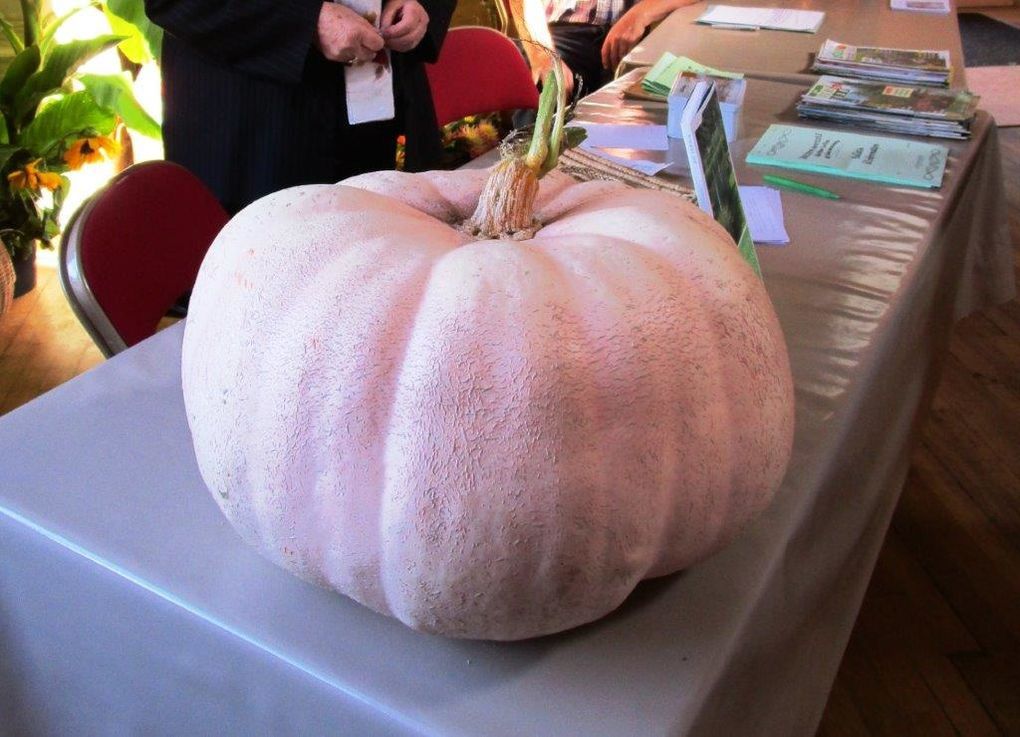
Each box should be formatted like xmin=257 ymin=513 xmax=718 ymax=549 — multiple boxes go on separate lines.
xmin=549 ymin=22 xmax=612 ymax=97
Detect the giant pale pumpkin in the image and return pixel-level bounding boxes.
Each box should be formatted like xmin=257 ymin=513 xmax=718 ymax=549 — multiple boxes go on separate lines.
xmin=182 ymin=75 xmax=794 ymax=640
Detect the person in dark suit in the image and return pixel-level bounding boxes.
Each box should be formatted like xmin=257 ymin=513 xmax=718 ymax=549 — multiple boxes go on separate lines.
xmin=144 ymin=0 xmax=454 ymax=214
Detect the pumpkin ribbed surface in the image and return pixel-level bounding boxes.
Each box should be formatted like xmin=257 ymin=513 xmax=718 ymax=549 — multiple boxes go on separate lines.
xmin=182 ymin=168 xmax=794 ymax=640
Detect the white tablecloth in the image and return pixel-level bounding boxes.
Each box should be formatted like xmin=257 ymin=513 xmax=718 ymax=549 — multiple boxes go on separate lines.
xmin=0 ymin=75 xmax=1013 ymax=736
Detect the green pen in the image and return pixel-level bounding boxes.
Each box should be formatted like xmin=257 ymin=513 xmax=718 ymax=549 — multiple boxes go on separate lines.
xmin=762 ymin=174 xmax=840 ymax=200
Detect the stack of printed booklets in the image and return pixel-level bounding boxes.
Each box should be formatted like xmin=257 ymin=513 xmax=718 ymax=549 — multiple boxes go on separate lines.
xmin=812 ymin=39 xmax=952 ymax=86
xmin=796 ymin=75 xmax=979 ymax=139
xmin=641 ymin=52 xmax=742 ymax=98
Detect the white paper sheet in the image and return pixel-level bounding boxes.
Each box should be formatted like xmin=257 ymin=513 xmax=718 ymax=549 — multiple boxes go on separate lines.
xmin=738 ymin=185 xmax=790 ymax=244
xmin=890 ymin=0 xmax=950 ymax=14
xmin=577 ymin=123 xmax=670 ymax=152
xmin=697 ymin=5 xmax=826 ymax=33
xmin=578 ymin=143 xmax=673 ymax=176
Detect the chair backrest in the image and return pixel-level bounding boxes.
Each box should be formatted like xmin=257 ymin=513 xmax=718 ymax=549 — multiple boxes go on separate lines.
xmin=425 ymin=26 xmax=540 ymax=127
xmin=60 ymin=161 xmax=229 ymax=357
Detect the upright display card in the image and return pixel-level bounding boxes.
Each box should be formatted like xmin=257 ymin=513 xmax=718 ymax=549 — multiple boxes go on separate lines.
xmin=679 ymin=81 xmax=761 ymax=276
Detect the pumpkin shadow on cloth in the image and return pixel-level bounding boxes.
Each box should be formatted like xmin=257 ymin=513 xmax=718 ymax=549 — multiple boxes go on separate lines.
xmin=413 ymin=572 xmax=691 ymax=709
xmin=441 ymin=569 xmax=686 ymax=651
xmin=534 ymin=571 xmax=687 ymax=644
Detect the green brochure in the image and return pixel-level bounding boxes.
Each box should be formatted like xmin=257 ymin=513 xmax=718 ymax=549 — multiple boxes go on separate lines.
xmin=642 ymin=52 xmax=743 ymax=97
xmin=746 ymin=124 xmax=948 ymax=188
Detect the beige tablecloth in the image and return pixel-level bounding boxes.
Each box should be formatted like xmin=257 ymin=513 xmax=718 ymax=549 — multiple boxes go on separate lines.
xmin=0 ymin=74 xmax=1013 ymax=736
xmin=624 ymin=0 xmax=968 ymax=87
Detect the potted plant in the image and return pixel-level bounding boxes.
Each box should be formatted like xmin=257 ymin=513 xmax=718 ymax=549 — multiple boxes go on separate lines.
xmin=0 ymin=0 xmax=156 ymax=300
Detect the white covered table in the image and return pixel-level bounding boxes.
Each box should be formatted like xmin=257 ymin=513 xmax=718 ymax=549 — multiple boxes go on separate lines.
xmin=0 ymin=74 xmax=1013 ymax=736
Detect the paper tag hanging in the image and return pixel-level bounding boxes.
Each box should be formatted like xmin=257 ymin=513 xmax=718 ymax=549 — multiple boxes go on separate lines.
xmin=337 ymin=0 xmax=395 ymax=124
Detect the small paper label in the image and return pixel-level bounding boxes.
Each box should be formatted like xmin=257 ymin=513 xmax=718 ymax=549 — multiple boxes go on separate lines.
xmin=882 ymin=85 xmax=914 ymax=98
xmin=337 ymin=0 xmax=395 ymax=124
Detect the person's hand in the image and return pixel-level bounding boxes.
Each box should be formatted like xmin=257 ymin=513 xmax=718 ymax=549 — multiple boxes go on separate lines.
xmin=380 ymin=0 xmax=429 ymax=52
xmin=316 ymin=2 xmax=385 ymax=64
xmin=601 ymin=5 xmax=649 ymax=72
xmin=532 ymin=55 xmax=575 ymax=100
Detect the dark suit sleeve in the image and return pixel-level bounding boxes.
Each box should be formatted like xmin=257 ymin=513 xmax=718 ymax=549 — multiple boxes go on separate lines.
xmin=143 ymin=0 xmax=323 ymax=85
xmin=398 ymin=0 xmax=454 ymax=64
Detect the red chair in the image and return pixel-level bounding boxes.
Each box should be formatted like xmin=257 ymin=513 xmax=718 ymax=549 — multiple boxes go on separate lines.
xmin=59 ymin=161 xmax=229 ymax=357
xmin=425 ymin=26 xmax=540 ymax=127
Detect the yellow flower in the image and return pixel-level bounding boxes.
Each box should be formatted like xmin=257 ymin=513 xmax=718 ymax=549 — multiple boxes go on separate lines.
xmin=7 ymin=159 xmax=61 ymax=192
xmin=36 ymin=169 xmax=62 ymax=190
xmin=476 ymin=121 xmax=499 ymax=143
xmin=63 ymin=135 xmax=120 ymax=170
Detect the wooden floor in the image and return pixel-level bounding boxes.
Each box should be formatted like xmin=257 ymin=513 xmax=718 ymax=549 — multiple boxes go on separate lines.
xmin=2 ymin=22 xmax=1019 ymax=737
xmin=0 ymin=266 xmax=104 ymax=414
xmin=813 ymin=130 xmax=1020 ymax=735
xmin=816 ymin=8 xmax=1020 ymax=734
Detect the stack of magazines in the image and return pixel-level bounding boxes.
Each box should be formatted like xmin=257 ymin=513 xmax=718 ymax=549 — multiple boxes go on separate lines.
xmin=796 ymin=76 xmax=979 ymax=139
xmin=812 ymin=39 xmax=952 ymax=86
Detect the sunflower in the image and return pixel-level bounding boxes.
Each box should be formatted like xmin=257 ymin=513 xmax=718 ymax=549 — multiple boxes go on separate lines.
xmin=7 ymin=159 xmax=61 ymax=192
xmin=63 ymin=135 xmax=120 ymax=170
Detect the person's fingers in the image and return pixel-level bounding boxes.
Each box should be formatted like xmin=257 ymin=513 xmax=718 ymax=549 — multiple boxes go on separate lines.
xmin=360 ymin=28 xmax=386 ymax=51
xmin=383 ymin=21 xmax=414 ymax=42
xmin=611 ymin=38 xmax=625 ymax=70
xmin=380 ymin=0 xmax=402 ymax=28
xmin=602 ymin=40 xmax=616 ymax=70
xmin=383 ymin=3 xmax=426 ymax=39
xmin=317 ymin=3 xmax=386 ymax=62
xmin=382 ymin=6 xmax=427 ymax=51
xmin=600 ymin=33 xmax=614 ymax=70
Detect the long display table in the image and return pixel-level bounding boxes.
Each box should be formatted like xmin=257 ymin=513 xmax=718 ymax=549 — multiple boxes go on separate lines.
xmin=0 ymin=73 xmax=1013 ymax=736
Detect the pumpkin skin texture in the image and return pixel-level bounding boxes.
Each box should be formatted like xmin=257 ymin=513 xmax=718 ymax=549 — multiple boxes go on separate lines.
xmin=182 ymin=167 xmax=794 ymax=641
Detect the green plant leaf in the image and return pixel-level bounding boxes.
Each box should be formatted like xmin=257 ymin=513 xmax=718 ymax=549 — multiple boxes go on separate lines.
xmin=106 ymin=0 xmax=161 ymax=63
xmin=13 ymin=34 xmax=124 ymax=126
xmin=79 ymin=72 xmax=160 ymax=140
xmin=20 ymin=0 xmax=40 ymax=49
xmin=18 ymin=90 xmax=115 ymax=155
xmin=0 ymin=45 xmax=41 ymax=111
xmin=0 ymin=13 xmax=25 ymax=54
xmin=39 ymin=4 xmax=90 ymax=58
xmin=51 ymin=173 xmax=70 ymax=208
xmin=562 ymin=126 xmax=587 ymax=150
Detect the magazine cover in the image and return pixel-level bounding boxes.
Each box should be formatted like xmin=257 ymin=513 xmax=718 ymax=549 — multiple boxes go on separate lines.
xmin=803 ymin=76 xmax=978 ymax=120
xmin=817 ymin=39 xmax=950 ymax=71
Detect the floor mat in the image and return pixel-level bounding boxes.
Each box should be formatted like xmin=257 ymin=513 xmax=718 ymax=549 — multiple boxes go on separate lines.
xmin=967 ymin=65 xmax=1020 ymax=127
xmin=958 ymin=13 xmax=1020 ymax=67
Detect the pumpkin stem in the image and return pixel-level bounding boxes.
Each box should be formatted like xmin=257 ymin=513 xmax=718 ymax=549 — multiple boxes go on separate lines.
xmin=461 ymin=62 xmax=567 ymax=240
